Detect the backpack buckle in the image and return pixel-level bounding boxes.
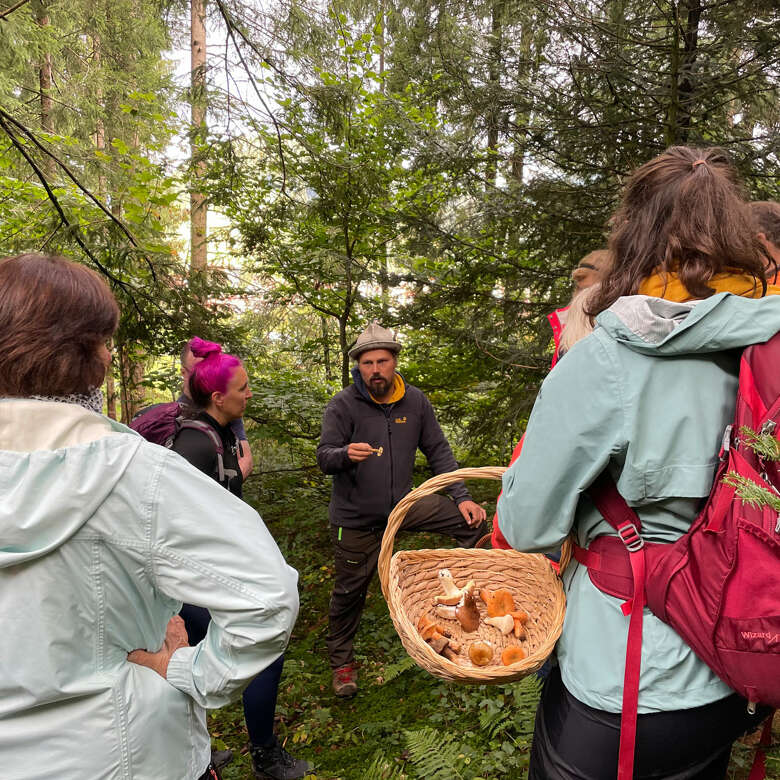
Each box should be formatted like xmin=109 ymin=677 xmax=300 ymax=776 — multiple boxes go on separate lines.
xmin=617 ymin=522 xmax=644 ymax=552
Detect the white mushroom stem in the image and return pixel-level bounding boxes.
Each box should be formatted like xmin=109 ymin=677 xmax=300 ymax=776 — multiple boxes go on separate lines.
xmin=434 ymin=569 xmax=465 ymax=605
xmin=435 ymin=604 xmax=458 ymax=620
xmin=485 ymin=614 xmax=514 ymax=635
xmin=434 ymin=573 xmax=477 ymax=606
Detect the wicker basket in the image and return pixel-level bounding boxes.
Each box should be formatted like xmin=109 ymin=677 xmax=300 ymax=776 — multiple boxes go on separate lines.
xmin=378 ymin=467 xmax=569 ymax=684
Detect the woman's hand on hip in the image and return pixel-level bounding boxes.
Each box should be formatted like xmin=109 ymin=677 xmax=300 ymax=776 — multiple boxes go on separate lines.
xmin=127 ymin=616 xmax=189 ymax=678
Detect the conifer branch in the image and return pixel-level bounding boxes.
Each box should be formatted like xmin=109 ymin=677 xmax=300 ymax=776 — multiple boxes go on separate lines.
xmin=737 ymin=426 xmax=780 ymax=462
xmin=723 ymin=472 xmax=780 ymax=513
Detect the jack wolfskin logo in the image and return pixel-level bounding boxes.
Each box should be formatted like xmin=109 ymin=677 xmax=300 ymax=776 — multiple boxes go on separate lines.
xmin=741 ymin=631 xmax=778 ymax=644
xmin=395 ymin=416 xmax=407 ymax=424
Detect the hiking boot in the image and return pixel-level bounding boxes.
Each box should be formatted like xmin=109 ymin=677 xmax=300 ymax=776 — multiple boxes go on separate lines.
xmin=250 ymin=738 xmax=312 ymax=780
xmin=332 ymin=663 xmax=358 ymax=697
xmin=211 ymin=749 xmax=234 ymax=771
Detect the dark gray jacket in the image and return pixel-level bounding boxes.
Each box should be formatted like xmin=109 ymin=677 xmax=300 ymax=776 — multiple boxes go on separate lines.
xmin=317 ymin=370 xmax=471 ymax=528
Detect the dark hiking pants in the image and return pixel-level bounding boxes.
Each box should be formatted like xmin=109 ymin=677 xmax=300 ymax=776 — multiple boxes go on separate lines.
xmin=181 ymin=603 xmax=284 ymax=748
xmin=529 ymin=666 xmax=772 ymax=780
xmin=326 ymin=494 xmax=487 ymax=669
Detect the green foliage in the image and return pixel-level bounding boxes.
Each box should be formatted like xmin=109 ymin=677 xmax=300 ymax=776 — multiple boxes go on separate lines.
xmin=724 ymin=425 xmax=780 ymax=513
xmin=402 ymin=727 xmax=467 ymax=779
xmin=737 ymin=426 xmax=780 ymax=462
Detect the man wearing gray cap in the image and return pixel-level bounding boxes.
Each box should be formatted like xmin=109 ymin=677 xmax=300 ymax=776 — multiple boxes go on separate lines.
xmin=317 ymin=322 xmax=488 ymax=696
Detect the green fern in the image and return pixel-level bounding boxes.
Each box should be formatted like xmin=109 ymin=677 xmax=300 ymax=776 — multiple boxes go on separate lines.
xmin=478 ymin=677 xmax=541 ymax=742
xmin=378 ymin=656 xmax=416 ymax=685
xmin=364 ymin=749 xmax=407 ymax=780
xmin=478 ymin=706 xmax=512 ymax=740
xmin=403 ymin=726 xmax=467 ymax=780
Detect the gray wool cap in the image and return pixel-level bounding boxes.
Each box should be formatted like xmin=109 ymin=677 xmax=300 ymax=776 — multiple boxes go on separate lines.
xmin=348 ymin=321 xmax=402 ymax=360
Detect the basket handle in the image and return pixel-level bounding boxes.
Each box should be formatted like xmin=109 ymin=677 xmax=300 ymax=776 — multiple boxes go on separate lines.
xmin=377 ymin=466 xmax=506 ymax=598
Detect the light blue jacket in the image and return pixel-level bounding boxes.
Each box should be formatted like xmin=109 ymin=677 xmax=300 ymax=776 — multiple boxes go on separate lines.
xmin=498 ymin=293 xmax=780 ymax=713
xmin=0 ymin=400 xmax=299 ymax=779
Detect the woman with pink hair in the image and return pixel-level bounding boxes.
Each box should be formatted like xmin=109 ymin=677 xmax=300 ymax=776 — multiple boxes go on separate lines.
xmin=172 ymin=338 xmax=311 ymax=780
xmin=173 ymin=338 xmax=251 ymax=497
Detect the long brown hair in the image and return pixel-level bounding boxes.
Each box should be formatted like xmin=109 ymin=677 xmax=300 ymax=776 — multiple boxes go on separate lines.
xmin=589 ymin=146 xmax=769 ymax=316
xmin=0 ymin=254 xmax=119 ymax=397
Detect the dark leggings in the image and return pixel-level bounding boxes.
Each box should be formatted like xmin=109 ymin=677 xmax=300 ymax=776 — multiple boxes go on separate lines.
xmin=529 ymin=666 xmax=771 ymax=780
xmin=180 ymin=604 xmax=283 ymax=748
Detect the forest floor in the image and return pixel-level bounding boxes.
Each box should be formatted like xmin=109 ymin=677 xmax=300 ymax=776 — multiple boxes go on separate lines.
xmin=208 ymin=459 xmax=779 ymax=780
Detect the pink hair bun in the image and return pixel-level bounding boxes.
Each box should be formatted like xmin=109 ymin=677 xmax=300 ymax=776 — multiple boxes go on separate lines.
xmin=188 ymin=337 xmax=222 ymax=359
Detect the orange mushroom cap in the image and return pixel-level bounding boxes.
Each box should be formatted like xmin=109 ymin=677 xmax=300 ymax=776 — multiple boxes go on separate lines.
xmin=501 ymin=646 xmax=526 ymax=665
xmin=480 ymin=588 xmax=516 ymax=617
xmin=469 ymin=641 xmax=494 ymax=666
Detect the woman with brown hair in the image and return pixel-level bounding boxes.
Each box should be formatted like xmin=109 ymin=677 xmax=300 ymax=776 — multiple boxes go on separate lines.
xmin=0 ymin=254 xmax=299 ymax=780
xmin=498 ymin=147 xmax=778 ymax=779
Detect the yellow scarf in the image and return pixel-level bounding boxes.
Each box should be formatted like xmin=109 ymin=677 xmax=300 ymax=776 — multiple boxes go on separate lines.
xmin=369 ymin=373 xmax=405 ymax=404
xmin=638 ymin=271 xmax=780 ymax=302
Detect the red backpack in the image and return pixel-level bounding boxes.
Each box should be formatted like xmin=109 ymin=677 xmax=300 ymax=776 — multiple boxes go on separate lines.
xmin=574 ymin=332 xmax=780 ymax=779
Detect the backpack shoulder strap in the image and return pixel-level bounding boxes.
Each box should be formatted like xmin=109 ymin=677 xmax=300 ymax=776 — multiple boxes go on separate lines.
xmin=588 ymin=471 xmax=644 ymax=540
xmin=586 ymin=472 xmax=647 ymax=780
xmin=175 ymin=419 xmax=226 ymax=482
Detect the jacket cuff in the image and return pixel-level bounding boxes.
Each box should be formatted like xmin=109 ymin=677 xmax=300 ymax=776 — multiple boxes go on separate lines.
xmin=341 ymin=447 xmax=353 ymax=469
xmin=165 ymin=646 xmax=198 ymax=697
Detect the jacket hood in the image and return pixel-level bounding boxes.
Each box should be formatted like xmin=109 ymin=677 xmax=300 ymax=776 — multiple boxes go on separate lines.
xmin=0 ymin=399 xmax=142 ymax=568
xmin=596 ymin=293 xmax=780 ymax=356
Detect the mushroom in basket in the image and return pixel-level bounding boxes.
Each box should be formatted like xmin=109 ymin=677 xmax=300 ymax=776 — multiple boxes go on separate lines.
xmin=416 ymin=614 xmax=462 ymax=662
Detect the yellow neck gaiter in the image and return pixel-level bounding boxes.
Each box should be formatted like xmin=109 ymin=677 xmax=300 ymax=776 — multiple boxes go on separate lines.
xmin=638 ymin=270 xmax=780 ymax=302
xmin=369 ymin=373 xmax=405 ymax=404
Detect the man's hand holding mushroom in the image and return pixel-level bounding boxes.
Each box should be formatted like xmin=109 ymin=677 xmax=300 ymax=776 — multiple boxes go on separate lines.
xmin=347 ymin=442 xmax=374 ymax=462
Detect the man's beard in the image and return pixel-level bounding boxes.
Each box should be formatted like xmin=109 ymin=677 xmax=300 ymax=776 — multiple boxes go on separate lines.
xmin=369 ymin=375 xmax=393 ymax=398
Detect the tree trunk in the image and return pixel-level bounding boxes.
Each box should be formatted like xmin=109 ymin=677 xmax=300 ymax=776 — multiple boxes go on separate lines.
xmin=117 ymin=342 xmax=146 ymax=422
xmin=37 ymin=3 xmax=54 ymax=177
xmin=666 ymin=0 xmax=700 ymax=146
xmin=485 ymin=0 xmax=504 ymax=188
xmin=676 ymin=0 xmax=702 ymax=144
xmin=321 ymin=315 xmax=333 ymax=383
xmin=105 ymin=367 xmax=118 ymax=419
xmin=339 ymin=317 xmax=350 ymax=389
xmin=190 ymin=0 xmax=208 ymax=270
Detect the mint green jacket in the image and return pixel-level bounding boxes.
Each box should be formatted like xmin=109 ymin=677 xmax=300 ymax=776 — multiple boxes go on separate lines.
xmin=498 ymin=293 xmax=780 ymax=713
xmin=0 ymin=400 xmax=299 ymax=779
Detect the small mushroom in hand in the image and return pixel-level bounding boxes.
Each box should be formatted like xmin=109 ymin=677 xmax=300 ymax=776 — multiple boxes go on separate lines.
xmin=468 ymin=641 xmax=494 ymax=666
xmin=485 ymin=614 xmax=514 ymax=636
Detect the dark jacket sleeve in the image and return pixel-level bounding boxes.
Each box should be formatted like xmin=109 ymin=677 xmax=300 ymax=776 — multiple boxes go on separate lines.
xmin=417 ymin=394 xmax=471 ymax=504
xmin=316 ymin=398 xmax=354 ymax=475
xmin=171 ymin=427 xmax=218 ymax=478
